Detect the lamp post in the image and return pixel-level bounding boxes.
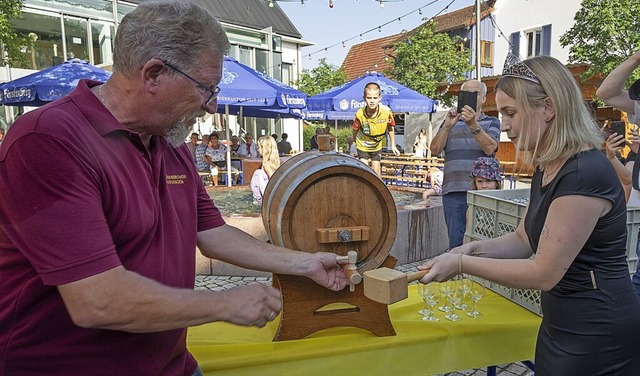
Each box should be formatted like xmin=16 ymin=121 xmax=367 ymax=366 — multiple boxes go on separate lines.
xmin=475 ymin=0 xmax=481 ymax=81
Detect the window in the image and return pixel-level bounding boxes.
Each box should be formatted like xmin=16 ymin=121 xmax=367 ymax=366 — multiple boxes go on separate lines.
xmin=12 ymin=12 xmax=64 ymax=69
xmin=526 ymin=30 xmax=541 ymax=58
xmin=480 ymin=40 xmax=493 ymax=67
xmin=526 ymin=24 xmax=552 ymax=58
xmin=90 ymin=21 xmax=114 ymax=66
xmin=64 ymin=16 xmax=89 ymax=61
xmin=281 ymin=63 xmax=293 ymax=86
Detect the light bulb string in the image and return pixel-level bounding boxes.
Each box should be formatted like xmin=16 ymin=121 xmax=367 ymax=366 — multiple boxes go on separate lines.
xmin=302 ymin=0 xmax=455 ymax=61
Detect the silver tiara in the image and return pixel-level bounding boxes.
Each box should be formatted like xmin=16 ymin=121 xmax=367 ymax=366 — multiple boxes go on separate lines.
xmin=501 ymin=52 xmax=541 ymax=85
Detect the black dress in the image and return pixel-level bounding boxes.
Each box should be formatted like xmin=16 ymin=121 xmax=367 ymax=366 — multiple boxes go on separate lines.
xmin=524 ymin=149 xmax=640 ymax=375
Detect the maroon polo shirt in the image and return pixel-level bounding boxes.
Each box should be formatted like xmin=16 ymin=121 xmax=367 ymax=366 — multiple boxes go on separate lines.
xmin=0 ymin=80 xmax=224 ymax=375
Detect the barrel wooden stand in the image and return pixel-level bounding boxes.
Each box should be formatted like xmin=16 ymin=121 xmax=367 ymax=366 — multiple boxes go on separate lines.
xmin=273 ymin=255 xmax=397 ymax=341
xmin=262 ymin=152 xmax=399 ymax=341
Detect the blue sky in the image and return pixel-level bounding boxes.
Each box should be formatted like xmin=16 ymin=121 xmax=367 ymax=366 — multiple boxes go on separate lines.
xmin=278 ymin=0 xmax=477 ymax=70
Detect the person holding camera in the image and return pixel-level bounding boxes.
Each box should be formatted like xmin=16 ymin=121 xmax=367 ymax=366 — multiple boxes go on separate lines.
xmin=430 ymin=79 xmax=500 ymax=249
xmin=597 ymin=50 xmax=640 ymax=298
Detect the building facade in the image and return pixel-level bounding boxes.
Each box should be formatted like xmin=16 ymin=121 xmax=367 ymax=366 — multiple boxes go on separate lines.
xmin=1 ymin=0 xmax=310 ymax=151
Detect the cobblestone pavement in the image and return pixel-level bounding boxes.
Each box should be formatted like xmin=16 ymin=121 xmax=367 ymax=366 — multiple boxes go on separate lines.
xmin=194 ymin=259 xmax=535 ymax=376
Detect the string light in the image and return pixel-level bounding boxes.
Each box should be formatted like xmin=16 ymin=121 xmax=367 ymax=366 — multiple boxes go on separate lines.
xmin=342 ymin=41 xmax=346 ymax=48
xmin=301 ymin=0 xmax=451 ymax=64
xmin=328 ymin=0 xmax=334 ymax=8
xmin=268 ymin=0 xmax=274 ymax=7
xmin=379 ymin=1 xmax=385 ymax=8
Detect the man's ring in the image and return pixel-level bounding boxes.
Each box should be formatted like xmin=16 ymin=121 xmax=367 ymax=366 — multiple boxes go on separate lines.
xmin=268 ymin=311 xmax=276 ymax=320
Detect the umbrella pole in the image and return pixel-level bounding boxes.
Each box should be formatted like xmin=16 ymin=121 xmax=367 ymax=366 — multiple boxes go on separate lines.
xmin=334 ymin=119 xmax=338 ymax=151
xmin=225 ymin=104 xmax=232 ymax=187
xmin=427 ymin=112 xmax=433 ymax=159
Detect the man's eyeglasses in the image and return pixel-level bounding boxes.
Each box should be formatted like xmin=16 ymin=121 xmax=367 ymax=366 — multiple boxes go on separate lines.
xmin=163 ymin=61 xmax=221 ymax=107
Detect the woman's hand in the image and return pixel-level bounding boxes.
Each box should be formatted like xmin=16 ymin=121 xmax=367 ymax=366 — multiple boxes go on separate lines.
xmin=605 ymin=133 xmax=626 ymax=160
xmin=417 ymin=253 xmax=459 ymax=283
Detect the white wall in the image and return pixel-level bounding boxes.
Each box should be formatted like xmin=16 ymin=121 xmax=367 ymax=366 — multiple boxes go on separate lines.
xmin=492 ymin=0 xmax=582 ymax=72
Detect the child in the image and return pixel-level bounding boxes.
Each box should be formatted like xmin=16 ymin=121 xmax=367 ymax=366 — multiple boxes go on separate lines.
xmin=420 ymin=167 xmax=444 ymax=205
xmin=469 ymin=157 xmax=502 ymax=190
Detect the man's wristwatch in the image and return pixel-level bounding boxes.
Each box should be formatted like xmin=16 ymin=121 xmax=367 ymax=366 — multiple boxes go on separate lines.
xmin=470 ymin=127 xmax=482 ymax=135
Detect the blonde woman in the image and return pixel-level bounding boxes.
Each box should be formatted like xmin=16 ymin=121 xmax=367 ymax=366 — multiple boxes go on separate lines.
xmin=420 ymin=55 xmax=640 ymax=374
xmin=250 ymin=136 xmax=281 ymax=203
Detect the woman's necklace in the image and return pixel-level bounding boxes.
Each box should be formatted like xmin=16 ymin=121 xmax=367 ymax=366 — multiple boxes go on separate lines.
xmin=542 ymin=160 xmax=564 ymax=185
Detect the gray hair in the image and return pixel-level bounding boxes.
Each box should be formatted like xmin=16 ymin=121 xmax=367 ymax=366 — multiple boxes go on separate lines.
xmin=113 ymin=0 xmax=230 ymax=76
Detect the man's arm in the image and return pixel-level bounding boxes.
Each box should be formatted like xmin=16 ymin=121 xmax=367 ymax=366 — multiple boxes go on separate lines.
xmin=596 ymin=50 xmax=640 ymax=114
xmin=197 ymin=225 xmax=346 ymax=290
xmin=460 ymin=106 xmax=499 ymax=155
xmin=430 ymin=108 xmax=459 ymax=155
xmin=57 ymin=225 xmax=349 ymax=333
xmin=58 ymin=265 xmax=283 ymax=332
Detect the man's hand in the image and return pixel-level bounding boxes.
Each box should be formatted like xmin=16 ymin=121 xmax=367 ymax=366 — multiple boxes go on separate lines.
xmin=307 ymin=252 xmax=350 ymax=291
xmin=459 ymin=105 xmax=479 ymax=130
xmin=391 ymin=145 xmax=400 ymax=156
xmin=217 ymin=284 xmax=283 ymax=328
xmin=443 ymin=108 xmax=460 ymax=129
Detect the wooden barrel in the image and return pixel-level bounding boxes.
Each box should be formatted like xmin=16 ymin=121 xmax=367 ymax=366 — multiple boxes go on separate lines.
xmin=262 ymin=151 xmax=397 ymax=272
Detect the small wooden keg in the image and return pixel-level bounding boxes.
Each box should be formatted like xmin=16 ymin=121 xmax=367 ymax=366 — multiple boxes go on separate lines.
xmin=262 ymin=151 xmax=399 ymax=340
xmin=262 ymin=151 xmax=397 ymax=272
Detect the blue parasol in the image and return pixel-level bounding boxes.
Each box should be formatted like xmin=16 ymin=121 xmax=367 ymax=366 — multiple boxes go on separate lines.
xmin=216 ymin=56 xmax=306 ymax=117
xmin=0 ymin=59 xmax=111 ymax=106
xmin=306 ymin=71 xmax=436 ymax=120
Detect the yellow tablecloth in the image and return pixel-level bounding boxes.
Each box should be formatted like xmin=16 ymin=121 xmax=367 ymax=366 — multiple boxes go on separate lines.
xmin=187 ymin=285 xmax=541 ymax=375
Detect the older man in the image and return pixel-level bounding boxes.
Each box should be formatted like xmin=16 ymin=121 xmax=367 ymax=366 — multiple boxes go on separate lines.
xmin=0 ymin=2 xmax=348 ymax=375
xmin=430 ymin=79 xmax=501 ymax=249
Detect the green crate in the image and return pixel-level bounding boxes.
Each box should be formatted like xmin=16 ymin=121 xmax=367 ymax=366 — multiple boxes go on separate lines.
xmin=466 ymin=189 xmax=529 ymax=240
xmin=465 ymin=189 xmax=640 ymax=316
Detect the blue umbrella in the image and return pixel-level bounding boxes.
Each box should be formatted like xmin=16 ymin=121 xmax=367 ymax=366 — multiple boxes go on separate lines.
xmin=216 ymin=57 xmax=308 ymax=186
xmin=0 ymin=59 xmax=111 ymax=106
xmin=216 ymin=56 xmax=307 ymax=116
xmin=306 ymin=72 xmax=436 ymax=120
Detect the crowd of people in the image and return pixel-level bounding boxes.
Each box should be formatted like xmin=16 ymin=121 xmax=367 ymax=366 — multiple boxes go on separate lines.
xmin=1 ymin=0 xmax=640 ymax=374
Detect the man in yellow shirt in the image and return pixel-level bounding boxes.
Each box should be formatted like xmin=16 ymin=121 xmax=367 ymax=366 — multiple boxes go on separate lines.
xmin=352 ymin=82 xmax=399 ymax=176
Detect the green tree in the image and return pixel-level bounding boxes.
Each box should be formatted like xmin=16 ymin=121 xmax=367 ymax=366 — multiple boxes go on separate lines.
xmin=559 ymin=0 xmax=640 ymax=86
xmin=295 ymin=58 xmax=348 ymax=96
xmin=385 ymin=21 xmax=473 ymax=107
xmin=0 ymin=0 xmax=32 ymax=68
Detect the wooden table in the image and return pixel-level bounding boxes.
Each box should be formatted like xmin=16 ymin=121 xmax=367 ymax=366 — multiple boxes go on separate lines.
xmin=187 ymin=284 xmax=540 ymax=375
xmin=241 ymin=156 xmax=292 ymax=186
xmin=380 ymin=157 xmax=444 ymax=188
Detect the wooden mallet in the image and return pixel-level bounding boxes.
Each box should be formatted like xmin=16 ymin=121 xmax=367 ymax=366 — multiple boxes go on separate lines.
xmin=363 ymin=267 xmax=429 ymax=304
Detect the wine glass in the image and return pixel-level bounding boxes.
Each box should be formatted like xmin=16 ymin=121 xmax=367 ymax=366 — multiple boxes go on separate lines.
xmin=421 ymin=282 xmax=440 ymax=322
xmin=438 ymin=280 xmax=454 ymax=312
xmin=466 ymin=279 xmax=486 ymax=318
xmin=444 ymin=283 xmax=462 ymax=322
xmin=455 ymin=274 xmax=473 ymax=311
xmin=416 ymin=283 xmax=429 ymax=316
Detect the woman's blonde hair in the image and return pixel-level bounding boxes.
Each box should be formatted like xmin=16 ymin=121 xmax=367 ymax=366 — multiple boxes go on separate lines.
xmin=258 ymin=136 xmax=280 ymax=177
xmin=495 ymin=56 xmax=602 ymax=169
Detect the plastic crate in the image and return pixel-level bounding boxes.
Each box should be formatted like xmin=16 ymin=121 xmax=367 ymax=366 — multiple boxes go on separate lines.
xmin=465 ymin=189 xmax=640 ymax=316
